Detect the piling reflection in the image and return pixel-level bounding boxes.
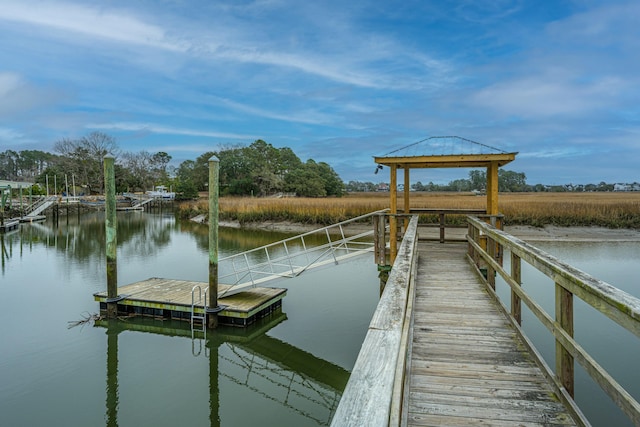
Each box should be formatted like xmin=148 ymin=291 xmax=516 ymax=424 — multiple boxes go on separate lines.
xmin=98 ymin=312 xmax=348 ymax=427
xmin=106 ymin=322 xmax=119 ymax=427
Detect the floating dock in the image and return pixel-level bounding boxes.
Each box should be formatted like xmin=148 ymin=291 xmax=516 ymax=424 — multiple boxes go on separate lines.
xmin=0 ymin=218 xmax=20 ymax=232
xmin=94 ymin=277 xmax=286 ymax=327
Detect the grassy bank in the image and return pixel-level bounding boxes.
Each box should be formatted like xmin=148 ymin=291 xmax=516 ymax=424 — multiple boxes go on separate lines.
xmin=176 ymin=192 xmax=640 ymax=229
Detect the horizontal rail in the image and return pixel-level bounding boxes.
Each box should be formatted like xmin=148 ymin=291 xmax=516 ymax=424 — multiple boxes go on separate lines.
xmin=217 ymin=211 xmax=386 ymax=297
xmin=220 ymin=209 xmax=387 ymax=262
xmin=467 ymin=215 xmax=640 ymax=426
xmin=331 ymin=215 xmax=419 ymax=427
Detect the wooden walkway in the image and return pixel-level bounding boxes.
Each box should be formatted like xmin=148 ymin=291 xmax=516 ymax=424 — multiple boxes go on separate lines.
xmin=405 ymin=242 xmax=576 ymax=426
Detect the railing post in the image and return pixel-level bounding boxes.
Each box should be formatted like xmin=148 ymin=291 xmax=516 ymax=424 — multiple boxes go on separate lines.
xmin=487 ymin=236 xmax=496 ymax=290
xmin=479 ymin=234 xmax=487 ymax=271
xmin=511 ymin=252 xmax=522 ymax=325
xmin=467 ymin=222 xmax=474 ymax=259
xmin=555 ymin=283 xmax=574 ymax=397
xmin=439 ymin=212 xmax=445 ymax=243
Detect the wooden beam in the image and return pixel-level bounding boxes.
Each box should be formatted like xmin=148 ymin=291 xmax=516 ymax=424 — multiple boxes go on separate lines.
xmin=403 ymin=167 xmax=410 ymax=231
xmin=390 ymin=164 xmax=398 ymax=263
xmin=374 ymin=152 xmax=517 ymax=168
xmin=486 ymin=161 xmax=499 ymax=215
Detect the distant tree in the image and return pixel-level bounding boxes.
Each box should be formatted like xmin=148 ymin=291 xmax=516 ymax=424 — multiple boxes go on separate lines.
xmin=468 ymin=170 xmax=486 ymax=191
xmin=498 ymin=170 xmax=527 ymax=192
xmin=53 ymin=132 xmax=119 ymax=194
xmin=449 ymin=178 xmax=471 ymax=192
xmin=120 ymin=151 xmax=157 ymax=192
xmin=345 ymin=180 xmax=377 ymax=192
xmin=284 ymin=166 xmax=326 ymax=197
xmin=152 ymin=151 xmax=172 ymax=182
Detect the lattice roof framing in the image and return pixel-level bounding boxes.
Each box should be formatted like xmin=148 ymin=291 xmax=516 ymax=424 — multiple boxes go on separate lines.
xmin=374 ymin=136 xmax=517 ymax=169
xmin=373 ymin=137 xmax=518 ymax=262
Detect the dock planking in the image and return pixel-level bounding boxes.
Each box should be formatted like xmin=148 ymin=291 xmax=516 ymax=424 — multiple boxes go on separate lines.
xmin=405 ymin=242 xmax=576 ymax=426
xmin=94 ymin=277 xmax=286 ymax=326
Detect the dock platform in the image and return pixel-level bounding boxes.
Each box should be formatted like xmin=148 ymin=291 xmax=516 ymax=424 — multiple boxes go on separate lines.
xmin=94 ymin=277 xmax=286 ymax=327
xmin=405 ymin=242 xmax=576 ymax=426
xmin=0 ymin=218 xmax=20 ymax=231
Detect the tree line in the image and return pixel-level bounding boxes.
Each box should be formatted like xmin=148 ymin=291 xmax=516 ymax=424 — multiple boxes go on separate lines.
xmin=345 ymin=170 xmax=624 ymax=193
xmin=0 ymin=133 xmax=344 ymax=199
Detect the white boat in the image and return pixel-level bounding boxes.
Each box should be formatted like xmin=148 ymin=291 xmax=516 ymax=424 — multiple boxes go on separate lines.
xmin=146 ymin=185 xmax=175 ymax=199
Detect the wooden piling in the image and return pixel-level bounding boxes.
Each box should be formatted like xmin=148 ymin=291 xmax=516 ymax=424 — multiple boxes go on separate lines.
xmin=104 ymin=155 xmax=118 ymax=318
xmin=207 ymin=156 xmax=220 ymax=329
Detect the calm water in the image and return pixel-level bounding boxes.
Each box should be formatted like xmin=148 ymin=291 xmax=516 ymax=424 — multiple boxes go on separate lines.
xmin=2 ymin=214 xmax=639 ymax=426
xmin=495 ymin=240 xmax=640 ymax=427
xmin=0 ymin=211 xmax=380 ymax=427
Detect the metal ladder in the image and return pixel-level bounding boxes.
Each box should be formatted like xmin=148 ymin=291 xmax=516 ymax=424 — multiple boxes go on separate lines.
xmin=191 ymin=285 xmax=208 ymax=328
xmin=191 ymin=285 xmax=207 ymax=356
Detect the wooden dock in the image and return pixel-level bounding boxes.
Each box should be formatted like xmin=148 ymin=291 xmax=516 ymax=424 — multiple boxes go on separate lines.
xmin=404 ymin=242 xmax=575 ymax=426
xmin=0 ymin=218 xmax=20 ymax=231
xmin=94 ymin=277 xmax=286 ymax=327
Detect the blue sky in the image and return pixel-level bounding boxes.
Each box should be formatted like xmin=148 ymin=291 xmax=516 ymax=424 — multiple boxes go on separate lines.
xmin=1 ymin=0 xmax=638 ymax=185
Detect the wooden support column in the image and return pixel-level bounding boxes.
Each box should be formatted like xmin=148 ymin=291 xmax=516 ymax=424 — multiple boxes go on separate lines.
xmin=104 ymin=155 xmax=118 ymax=318
xmin=556 ymin=283 xmax=574 ymax=397
xmin=486 ymin=161 xmax=499 ymax=216
xmin=207 ymin=156 xmax=220 ymax=329
xmin=389 ymin=164 xmax=398 ymax=263
xmin=403 ymin=167 xmax=410 ymax=232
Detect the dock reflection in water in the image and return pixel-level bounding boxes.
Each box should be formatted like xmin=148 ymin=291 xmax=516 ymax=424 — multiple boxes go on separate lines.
xmin=0 ymin=211 xmax=379 ymax=427
xmin=97 ymin=307 xmax=349 ymax=426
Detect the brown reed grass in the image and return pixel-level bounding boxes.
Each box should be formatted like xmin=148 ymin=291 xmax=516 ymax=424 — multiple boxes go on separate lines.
xmin=176 ymin=192 xmax=640 ymax=229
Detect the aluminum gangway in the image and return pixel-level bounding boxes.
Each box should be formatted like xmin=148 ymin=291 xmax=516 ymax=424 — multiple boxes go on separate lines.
xmin=217 ymin=211 xmax=385 ymax=297
xmin=23 ymin=195 xmax=57 ymax=218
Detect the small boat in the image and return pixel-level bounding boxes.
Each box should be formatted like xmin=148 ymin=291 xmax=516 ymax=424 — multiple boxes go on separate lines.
xmin=146 ymin=185 xmax=175 ymax=200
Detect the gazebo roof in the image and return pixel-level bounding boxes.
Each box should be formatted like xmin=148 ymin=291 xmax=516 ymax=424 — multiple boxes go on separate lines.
xmin=374 ymin=136 xmax=517 ymax=169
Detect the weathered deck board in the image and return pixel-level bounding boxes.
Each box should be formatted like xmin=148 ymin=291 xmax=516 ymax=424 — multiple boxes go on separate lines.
xmin=405 ymin=242 xmax=576 ymax=426
xmin=94 ymin=277 xmax=286 ymax=324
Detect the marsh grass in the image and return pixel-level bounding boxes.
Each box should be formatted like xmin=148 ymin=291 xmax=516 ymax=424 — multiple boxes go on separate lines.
xmin=176 ymin=192 xmax=640 ymax=229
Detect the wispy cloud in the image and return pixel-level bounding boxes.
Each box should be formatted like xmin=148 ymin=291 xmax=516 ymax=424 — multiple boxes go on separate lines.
xmin=0 ymin=1 xmax=185 ymax=51
xmin=87 ymin=122 xmax=254 ymax=140
xmin=1 ymin=1 xmax=639 ymax=184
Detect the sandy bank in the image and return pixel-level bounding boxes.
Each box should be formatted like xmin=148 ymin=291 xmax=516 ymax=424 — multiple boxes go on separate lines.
xmin=210 ymin=218 xmax=640 ymax=242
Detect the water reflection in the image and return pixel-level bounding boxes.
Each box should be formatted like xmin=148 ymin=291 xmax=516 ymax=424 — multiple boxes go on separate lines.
xmin=0 ymin=211 xmax=379 ymax=426
xmin=1 ymin=212 xmax=332 ymax=278
xmin=97 ymin=314 xmax=348 ymax=427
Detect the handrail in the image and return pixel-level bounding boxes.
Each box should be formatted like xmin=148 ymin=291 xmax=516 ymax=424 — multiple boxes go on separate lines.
xmin=394 ymin=208 xmax=493 ymax=243
xmin=467 ymin=215 xmax=640 ymax=426
xmin=330 ymin=215 xmax=419 ymax=427
xmin=217 ymin=210 xmax=387 ymax=297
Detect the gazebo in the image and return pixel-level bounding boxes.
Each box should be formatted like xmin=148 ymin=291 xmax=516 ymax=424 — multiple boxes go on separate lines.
xmin=373 ymin=136 xmax=517 ymax=260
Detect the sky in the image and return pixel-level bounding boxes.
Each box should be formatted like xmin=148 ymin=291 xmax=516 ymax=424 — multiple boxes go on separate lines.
xmin=0 ymin=0 xmax=639 ymax=186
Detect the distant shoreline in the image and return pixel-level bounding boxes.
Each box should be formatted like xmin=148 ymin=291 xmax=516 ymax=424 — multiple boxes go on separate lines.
xmin=207 ymin=218 xmax=640 ymax=242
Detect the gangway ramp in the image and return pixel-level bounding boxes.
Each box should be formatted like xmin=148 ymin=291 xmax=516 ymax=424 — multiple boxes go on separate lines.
xmin=23 ymin=196 xmax=57 ymax=218
xmin=218 ymin=211 xmax=384 ymax=297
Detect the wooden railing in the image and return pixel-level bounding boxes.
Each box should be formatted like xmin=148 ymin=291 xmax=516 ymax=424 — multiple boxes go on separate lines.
xmin=408 ymin=208 xmax=489 ymax=243
xmin=467 ymin=216 xmax=640 ymax=426
xmin=331 ymin=215 xmax=419 ymax=427
xmin=373 ymin=209 xmax=491 ymax=267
